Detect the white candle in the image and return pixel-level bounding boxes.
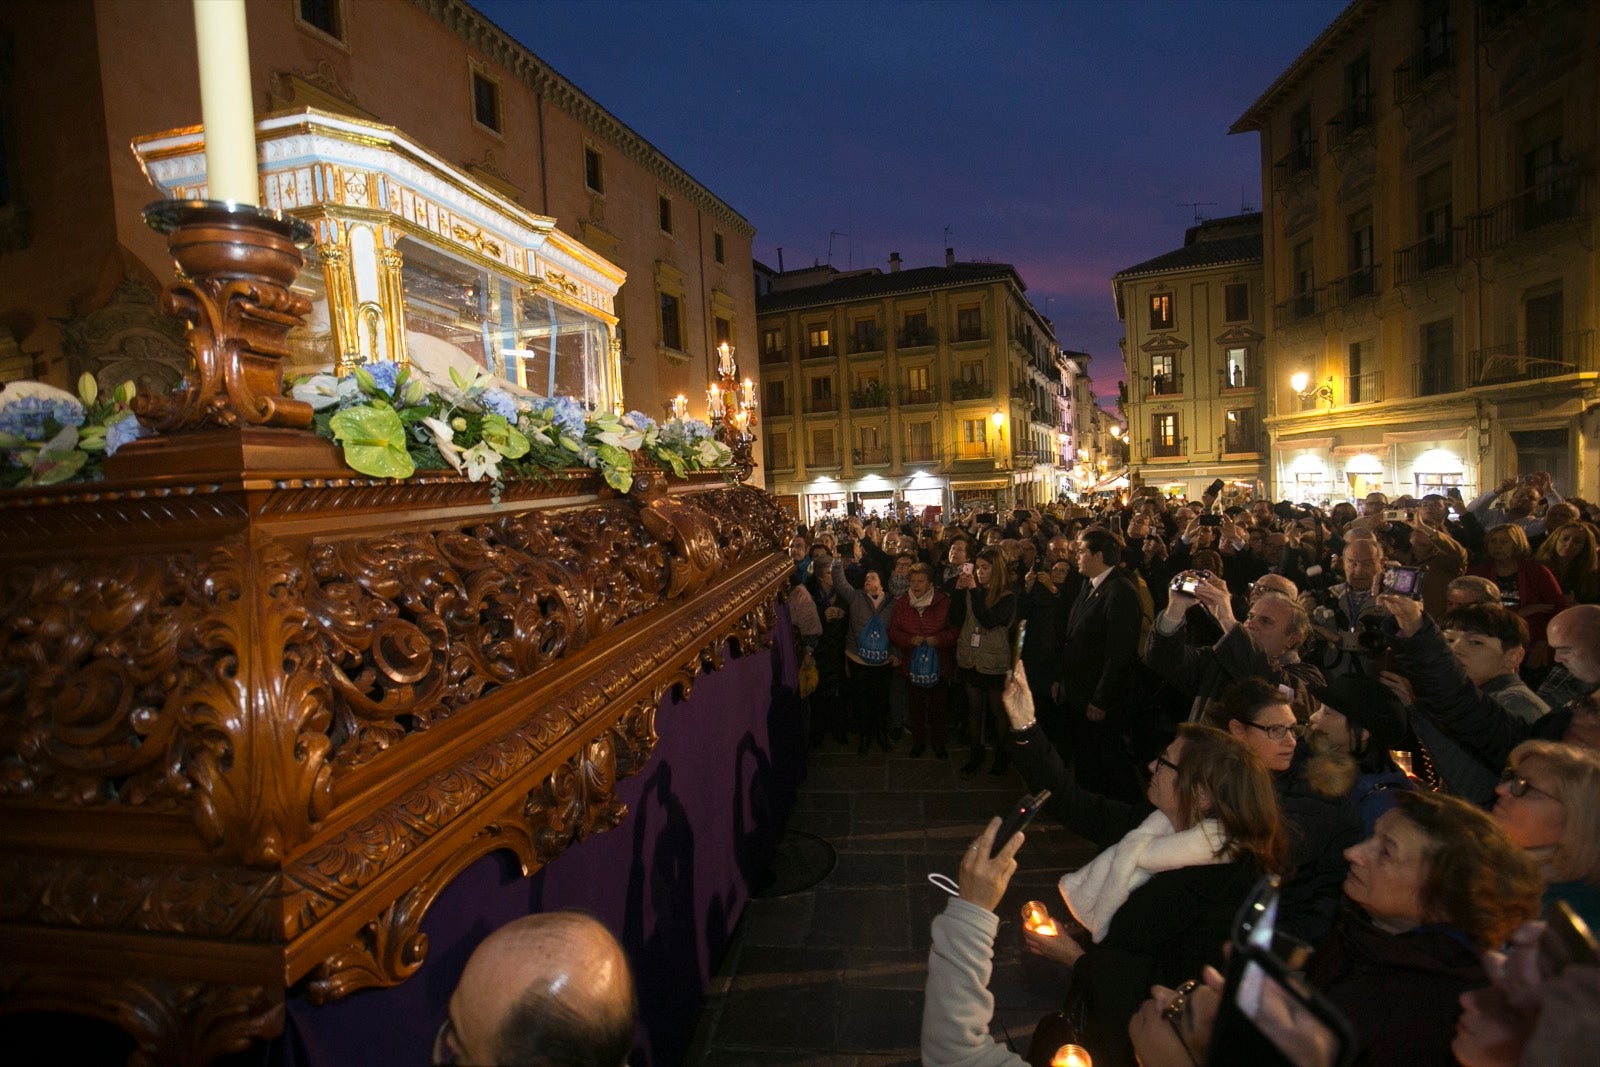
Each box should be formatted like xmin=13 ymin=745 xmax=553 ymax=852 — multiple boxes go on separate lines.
xmin=193 ymin=0 xmax=259 ymax=206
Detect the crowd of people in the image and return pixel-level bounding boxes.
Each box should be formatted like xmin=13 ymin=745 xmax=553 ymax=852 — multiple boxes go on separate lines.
xmin=777 ymin=475 xmax=1600 ymax=1067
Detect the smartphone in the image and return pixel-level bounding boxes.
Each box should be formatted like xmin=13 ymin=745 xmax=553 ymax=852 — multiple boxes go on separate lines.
xmin=1207 ymin=945 xmax=1357 ymax=1067
xmin=1382 ymin=509 xmax=1414 ymax=522
xmin=990 ymin=789 xmax=1051 ymax=857
xmin=1013 ymin=509 xmax=1030 ymax=521
xmin=1013 ymin=619 xmax=1028 ymax=669
xmin=1109 ymin=514 xmax=1123 ymax=535
xmin=962 ymin=562 xmax=974 ymax=576
xmin=1540 ymin=900 xmax=1599 ymax=976
xmin=1199 ymin=514 xmax=1224 ymax=527
xmin=1381 ymin=566 xmax=1423 ymax=598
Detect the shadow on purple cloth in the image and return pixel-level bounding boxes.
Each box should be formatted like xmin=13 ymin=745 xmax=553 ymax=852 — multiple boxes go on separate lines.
xmin=254 ymin=610 xmax=804 ymax=1067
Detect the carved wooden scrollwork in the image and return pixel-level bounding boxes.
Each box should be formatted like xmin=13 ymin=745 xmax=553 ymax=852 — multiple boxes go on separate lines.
xmin=0 ymin=971 xmax=282 ymax=1067
xmin=133 ymin=201 xmax=315 ymax=433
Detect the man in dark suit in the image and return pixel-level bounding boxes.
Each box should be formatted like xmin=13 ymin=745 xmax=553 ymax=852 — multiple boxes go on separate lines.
xmin=1060 ymin=526 xmax=1146 ymax=802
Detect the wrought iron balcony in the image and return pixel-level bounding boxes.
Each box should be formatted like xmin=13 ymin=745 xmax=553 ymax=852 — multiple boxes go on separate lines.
xmin=1324 ymin=96 xmax=1375 ymax=154
xmin=764 ymin=448 xmax=794 ymax=470
xmin=763 ymin=397 xmax=791 ymax=417
xmin=1145 ymin=436 xmax=1185 ymax=459
xmin=1273 ymin=139 xmax=1317 ymax=188
xmin=848 ymin=386 xmax=891 ymax=410
xmin=1222 ymin=422 xmax=1261 ymax=455
xmin=1394 ymin=231 xmax=1459 ymax=285
xmin=1219 ymin=366 xmax=1261 ymax=391
xmin=904 ymin=444 xmax=939 ymax=464
xmin=800 ymin=343 xmax=834 ymax=361
xmin=1344 ymin=369 xmax=1383 ymax=405
xmin=897 ymin=325 xmax=938 ymax=347
xmin=1274 ymin=290 xmax=1323 ymax=326
xmin=847 ymin=328 xmax=884 ymax=354
xmin=806 ymin=448 xmax=841 ymax=468
xmin=1470 ymin=330 xmax=1597 ymax=386
xmin=1464 ymin=173 xmax=1589 ymax=258
xmin=1394 ymin=33 xmax=1455 ymax=102
xmin=759 ymin=345 xmax=788 ymax=365
xmin=899 ymin=384 xmax=939 ymax=406
xmin=949 ymin=379 xmax=993 ymax=401
xmin=803 ymin=394 xmax=839 ymax=414
xmin=852 ymin=446 xmax=890 ymax=466
xmin=954 ymin=325 xmax=987 ymax=343
xmin=1327 ymin=264 xmax=1379 ymax=305
xmin=1012 ymin=449 xmax=1039 ymax=466
xmin=1145 ymin=371 xmax=1184 ymax=398
xmin=1413 ymin=359 xmax=1459 ymax=397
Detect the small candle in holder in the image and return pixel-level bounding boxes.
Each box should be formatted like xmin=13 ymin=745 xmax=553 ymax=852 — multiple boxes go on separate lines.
xmin=671 ymin=394 xmax=688 ymax=420
xmin=717 ymin=342 xmax=735 ymax=377
xmin=741 ymin=377 xmax=756 ymax=407
xmin=1051 ymin=1044 xmax=1092 ymax=1067
xmin=1021 ymin=900 xmax=1058 ymax=937
xmin=1389 ymin=749 xmax=1416 ymax=779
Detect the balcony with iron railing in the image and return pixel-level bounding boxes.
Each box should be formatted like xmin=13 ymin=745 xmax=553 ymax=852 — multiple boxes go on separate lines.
xmin=1324 ymin=95 xmax=1375 ymax=154
xmin=848 ymin=385 xmax=891 ymax=411
xmin=903 ymin=443 xmax=939 ymax=464
xmin=1413 ymin=359 xmax=1460 ymax=397
xmin=1344 ymin=369 xmax=1383 ymax=405
xmin=1145 ymin=436 xmax=1186 ymax=460
xmin=1219 ymin=366 xmax=1263 ymax=391
xmin=803 ymin=394 xmax=839 ymax=414
xmin=950 ymin=378 xmax=993 ymax=401
xmin=1273 ymin=138 xmax=1317 ymax=189
xmin=1274 ymin=289 xmax=1324 ymax=327
xmin=1393 ymin=33 xmax=1455 ymax=103
xmin=847 ymin=327 xmax=884 ymax=354
xmin=800 ymin=342 xmax=835 ymax=361
xmin=1144 ymin=371 xmax=1184 ymax=398
xmin=899 ymin=384 xmax=939 ymax=406
xmin=852 ymin=446 xmax=890 ymax=466
xmin=759 ymin=345 xmax=788 ymax=365
xmin=1470 ymin=330 xmax=1597 ymax=386
xmin=763 ymin=396 xmax=792 ymax=417
xmin=955 ymin=441 xmax=995 ymax=461
xmin=1012 ymin=449 xmax=1039 ymax=466
xmin=1222 ymin=422 xmax=1262 ymax=455
xmin=1394 ymin=230 xmax=1460 ymax=286
xmin=1464 ymin=172 xmax=1590 ymax=258
xmin=897 ymin=324 xmax=939 ymax=348
xmin=953 ymin=324 xmax=988 ymax=344
xmin=806 ymin=448 xmax=841 ymax=469
xmin=1327 ymin=264 xmax=1379 ymax=305
xmin=764 ymin=448 xmax=794 ymax=471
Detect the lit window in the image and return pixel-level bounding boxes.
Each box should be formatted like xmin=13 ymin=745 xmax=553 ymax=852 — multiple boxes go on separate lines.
xmin=1149 ymin=293 xmax=1174 ymax=330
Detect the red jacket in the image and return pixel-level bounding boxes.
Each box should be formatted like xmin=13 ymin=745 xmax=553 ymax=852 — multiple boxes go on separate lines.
xmin=1467 ymin=558 xmax=1566 ymax=645
xmin=889 ymin=589 xmax=958 ymax=679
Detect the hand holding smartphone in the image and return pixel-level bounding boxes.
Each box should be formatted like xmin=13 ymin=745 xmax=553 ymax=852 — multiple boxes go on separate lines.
xmin=990 ymin=789 xmax=1050 ymax=857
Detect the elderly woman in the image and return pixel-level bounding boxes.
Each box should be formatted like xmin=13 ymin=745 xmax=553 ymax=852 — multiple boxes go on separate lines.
xmin=936 ymin=666 xmax=1285 ymax=1067
xmin=1491 ymin=739 xmax=1600 ymax=928
xmin=1204 ymin=677 xmax=1363 ymax=943
xmin=1469 ymin=522 xmax=1566 ymax=663
xmin=1303 ymin=791 xmax=1543 ymax=1067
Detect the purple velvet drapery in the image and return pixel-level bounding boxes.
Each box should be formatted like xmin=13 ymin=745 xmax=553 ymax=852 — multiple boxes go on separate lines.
xmin=268 ymin=612 xmax=803 ymax=1066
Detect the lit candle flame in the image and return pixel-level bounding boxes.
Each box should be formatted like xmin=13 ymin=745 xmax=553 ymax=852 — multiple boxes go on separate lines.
xmin=1051 ymin=1044 xmax=1092 ymax=1067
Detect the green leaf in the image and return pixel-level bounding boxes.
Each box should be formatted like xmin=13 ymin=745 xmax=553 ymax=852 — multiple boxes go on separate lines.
xmin=30 ymin=448 xmax=88 ymax=486
xmin=480 ymin=414 xmax=530 ymax=459
xmin=330 ymin=406 xmax=416 ymax=479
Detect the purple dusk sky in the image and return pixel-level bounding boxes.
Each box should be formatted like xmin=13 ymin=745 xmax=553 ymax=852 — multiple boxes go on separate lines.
xmin=474 ymin=0 xmax=1348 ymax=405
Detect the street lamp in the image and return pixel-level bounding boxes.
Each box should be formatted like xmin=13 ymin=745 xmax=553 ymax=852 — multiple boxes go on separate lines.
xmin=1291 ymin=372 xmax=1335 ymax=410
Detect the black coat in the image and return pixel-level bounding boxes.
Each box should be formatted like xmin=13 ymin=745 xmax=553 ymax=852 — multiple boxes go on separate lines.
xmin=1059 ymin=568 xmax=1143 ymax=716
xmin=1275 ymin=751 xmax=1362 ymax=945
xmin=1008 ymin=724 xmax=1261 ymax=1067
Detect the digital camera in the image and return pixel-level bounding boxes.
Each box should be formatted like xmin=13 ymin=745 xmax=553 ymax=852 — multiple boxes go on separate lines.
xmin=1381 ymin=565 xmax=1423 ymax=598
xmin=1172 ymin=569 xmax=1212 ymax=596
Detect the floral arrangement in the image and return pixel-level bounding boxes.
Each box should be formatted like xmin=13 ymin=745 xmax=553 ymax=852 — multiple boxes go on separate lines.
xmin=0 ymin=374 xmax=147 ymax=487
xmin=290 ymin=361 xmax=734 ymax=493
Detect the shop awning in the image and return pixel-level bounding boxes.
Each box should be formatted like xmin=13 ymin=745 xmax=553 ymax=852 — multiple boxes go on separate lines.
xmin=1382 ymin=427 xmax=1469 ymax=444
xmin=950 ymin=478 xmax=1007 ymax=490
xmin=1277 ymin=435 xmax=1335 ymax=451
xmin=1092 ymin=473 xmax=1130 ymax=490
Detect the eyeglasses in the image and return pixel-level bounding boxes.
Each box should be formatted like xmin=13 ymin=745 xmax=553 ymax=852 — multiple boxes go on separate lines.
xmin=1500 ymin=767 xmax=1558 ymax=801
xmin=432 ymin=1017 xmax=459 ymax=1066
xmin=1162 ymin=979 xmax=1202 ymax=1067
xmin=1244 ymin=720 xmax=1305 ymax=742
xmin=1153 ymin=755 xmax=1180 ymax=775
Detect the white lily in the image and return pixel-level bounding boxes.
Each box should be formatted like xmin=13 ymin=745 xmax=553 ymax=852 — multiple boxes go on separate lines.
xmin=290 ymin=373 xmax=343 ymax=410
xmin=461 ymin=441 xmax=502 ymax=482
xmin=420 ymin=417 xmax=464 ymax=472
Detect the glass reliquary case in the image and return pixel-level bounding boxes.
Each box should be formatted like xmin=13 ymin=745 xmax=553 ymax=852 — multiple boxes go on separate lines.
xmin=132 ymin=108 xmax=626 ymax=414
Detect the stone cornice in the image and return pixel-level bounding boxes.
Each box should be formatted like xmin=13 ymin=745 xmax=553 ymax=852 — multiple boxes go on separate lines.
xmin=415 ymin=0 xmax=756 ymax=239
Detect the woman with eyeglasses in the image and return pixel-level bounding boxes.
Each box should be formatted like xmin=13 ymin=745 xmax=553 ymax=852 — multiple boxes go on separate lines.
xmin=936 ymin=666 xmax=1286 ymax=1067
xmin=1204 ymin=677 xmax=1363 ymax=945
xmin=1491 ymin=739 xmax=1600 ymax=929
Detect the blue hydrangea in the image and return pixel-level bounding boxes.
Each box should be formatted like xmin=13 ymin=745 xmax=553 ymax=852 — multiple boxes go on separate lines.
xmin=681 ymin=418 xmax=714 ymax=442
xmin=531 ymin=396 xmax=588 ymax=439
xmin=624 ymin=410 xmax=658 ymax=433
xmin=0 ymin=393 xmax=86 ymax=441
xmin=104 ymin=414 xmax=148 ymax=456
xmin=481 ymin=388 xmax=520 ymax=420
xmin=363 ymin=361 xmax=402 ymax=395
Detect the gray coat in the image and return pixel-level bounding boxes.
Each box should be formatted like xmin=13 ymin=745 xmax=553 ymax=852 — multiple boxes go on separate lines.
xmin=831 ymin=558 xmax=896 ymax=665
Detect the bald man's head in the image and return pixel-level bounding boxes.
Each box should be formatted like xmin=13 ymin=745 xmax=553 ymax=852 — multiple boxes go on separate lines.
xmin=444 ymin=911 xmax=636 ymax=1066
xmin=1550 ymin=605 xmax=1600 ymax=687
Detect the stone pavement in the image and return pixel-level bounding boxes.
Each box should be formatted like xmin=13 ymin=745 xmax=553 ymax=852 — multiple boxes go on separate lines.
xmin=683 ymin=738 xmax=1101 ymax=1065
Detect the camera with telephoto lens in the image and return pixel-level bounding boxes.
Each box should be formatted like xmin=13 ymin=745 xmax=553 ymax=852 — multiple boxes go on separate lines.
xmin=1356 ymin=615 xmax=1389 ymax=653
xmin=1172 ymin=569 xmax=1212 ymax=596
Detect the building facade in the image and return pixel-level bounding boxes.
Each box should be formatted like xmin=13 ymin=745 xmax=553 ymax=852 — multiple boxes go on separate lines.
xmin=1232 ymin=0 xmax=1598 ymax=504
xmin=1112 ymin=214 xmax=1268 ymax=500
xmin=0 ymin=0 xmax=753 ymax=429
xmin=755 ymin=253 xmax=1073 ymax=521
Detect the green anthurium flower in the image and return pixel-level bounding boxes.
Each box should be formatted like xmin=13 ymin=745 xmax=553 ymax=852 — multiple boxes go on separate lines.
xmin=480 ymin=414 xmax=530 ymax=459
xmin=28 ymin=447 xmax=89 ymax=486
xmin=329 ymin=405 xmax=416 ymax=479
